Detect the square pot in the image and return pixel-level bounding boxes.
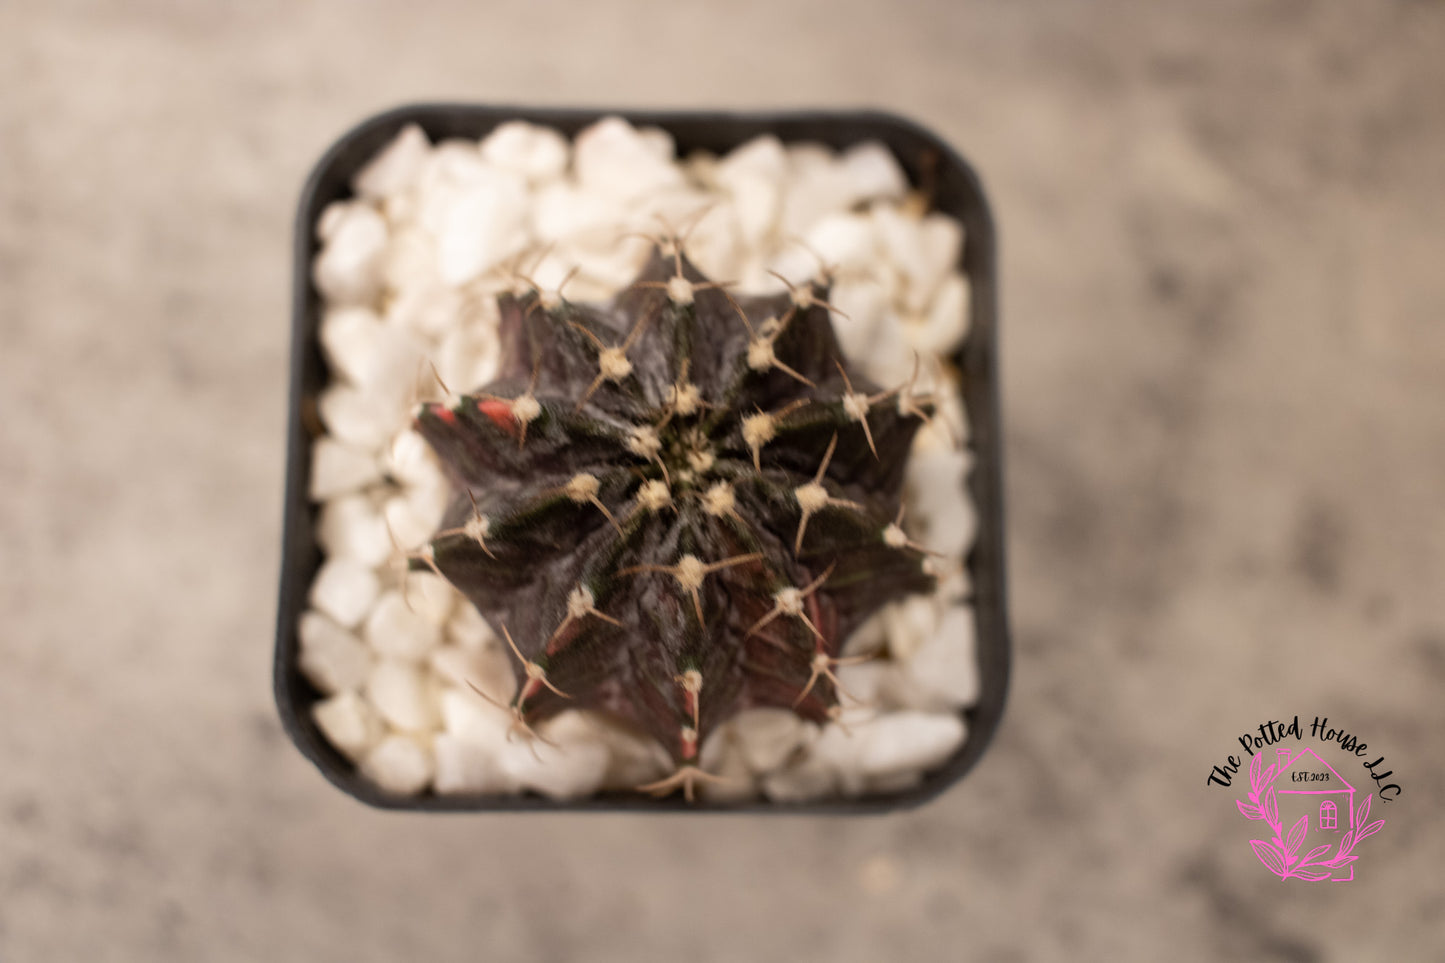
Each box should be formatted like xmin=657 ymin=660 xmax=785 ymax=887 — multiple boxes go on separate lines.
xmin=275 ymin=103 xmax=1010 ymax=812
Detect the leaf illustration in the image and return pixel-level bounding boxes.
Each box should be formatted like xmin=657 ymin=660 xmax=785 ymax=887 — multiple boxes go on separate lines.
xmin=1357 ymin=819 xmax=1384 ymax=843
xmin=1262 ymin=764 xmax=1278 ymax=789
xmin=1236 ymin=800 xmax=1264 ymax=820
xmin=1285 ymin=815 xmax=1309 ymax=862
xmin=1333 ymin=855 xmax=1358 ymax=866
xmin=1251 ymin=839 xmax=1287 ymax=877
xmin=1355 ymin=793 xmax=1371 ymax=828
xmin=1335 ymin=829 xmax=1355 ymax=857
xmin=1292 ymin=867 xmax=1333 ymax=882
xmin=1301 ymin=844 xmax=1333 ymax=865
xmin=1263 ymin=786 xmax=1280 ymax=828
xmin=1250 ymin=753 xmax=1264 ymax=790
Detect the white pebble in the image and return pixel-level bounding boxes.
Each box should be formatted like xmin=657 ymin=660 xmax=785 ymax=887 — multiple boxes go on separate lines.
xmin=852 ymin=313 xmax=917 ymax=386
xmin=308 ymin=558 xmax=380 ymax=629
xmin=309 ymin=437 xmax=382 ymax=500
xmin=531 ymin=182 xmax=628 ymax=246
xmin=665 ymin=198 xmax=743 ymax=280
xmin=724 ymin=174 xmax=781 ymax=249
xmin=383 ymin=430 xmax=440 ymax=488
xmin=764 ymin=244 xmax=822 ymax=291
xmin=435 ymin=323 xmax=501 ymax=398
xmin=917 ymin=216 xmax=963 ymax=286
xmin=353 ymin=123 xmax=432 ymax=200
xmin=826 ymin=280 xmax=890 ymax=363
xmin=370 ymin=329 xmax=430 ymax=409
xmin=428 ymin=644 xmax=480 ymax=690
xmin=500 ymin=711 xmax=611 ymax=800
xmin=810 ymin=723 xmax=870 ymax=796
xmin=428 ymin=643 xmax=507 ymax=699
xmin=298 ymin=610 xmax=372 ymax=695
xmin=897 ymin=605 xmax=979 ymax=711
xmin=316 ymin=494 xmax=392 ymax=567
xmin=839 ymin=141 xmax=909 ymax=203
xmin=761 ymin=753 xmax=839 ymax=803
xmin=593 ymin=718 xmax=672 ymax=790
xmin=440 ymin=686 xmax=513 ymax=741
xmin=316 ymin=200 xmax=350 ymax=242
xmin=805 ymin=212 xmax=879 ymax=277
xmin=418 ymin=140 xmax=496 ymax=192
xmin=383 ymin=227 xmax=441 ymax=291
xmin=697 ymin=732 xmax=759 ymax=803
xmin=384 ymin=495 xmax=437 ymax=552
xmin=312 ymin=204 xmax=388 ymax=305
xmin=312 ymin=690 xmax=385 ymax=761
xmin=364 ymin=591 xmax=442 ymax=661
xmin=479 ymin=121 xmax=569 ymax=184
xmin=433 ymin=172 xmax=531 ymax=286
xmin=636 ymin=126 xmax=676 ymax=164
xmin=317 ymin=384 xmax=406 ymax=452
xmin=567 ymin=246 xmax=651 ymax=298
xmin=714 ymin=137 xmax=789 ymax=249
xmin=873 ymin=209 xmax=962 ymax=312
xmin=574 ymin=117 xmax=685 ymax=201
xmin=408 ymin=478 xmax=452 ymax=532
xmin=432 ymin=686 xmax=518 ymax=794
xmin=785 ymin=141 xmax=840 ymax=178
xmin=361 ymin=734 xmax=435 ymax=795
xmin=833 ymin=659 xmax=892 ymax=706
xmin=716 ymin=135 xmax=789 ymax=189
xmin=319 ymin=306 xmax=386 ymax=386
xmin=447 ymin=601 xmax=498 ymax=652
xmin=906 ymin=271 xmax=969 ymax=356
xmin=729 ymin=708 xmax=817 ymax=774
xmin=386 ymin=281 xmax=464 ymax=338
xmin=854 ymin=711 xmax=965 ymax=779
xmin=366 ymin=659 xmax=438 ymax=732
xmin=320 ymin=308 xmax=427 ymax=406
xmin=433 ymin=733 xmax=520 ymax=795
xmin=381 ymin=191 xmax=418 ymax=229
xmin=781 ymin=157 xmax=856 ymax=237
xmin=906 ymin=446 xmax=976 ymax=560
xmin=871 ymin=207 xmax=922 ymax=282
xmin=883 ymin=594 xmax=942 ymax=661
xmin=404 ymin=571 xmax=455 ymax=626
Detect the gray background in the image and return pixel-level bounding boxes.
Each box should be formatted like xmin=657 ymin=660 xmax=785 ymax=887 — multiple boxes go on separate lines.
xmin=3 ymin=1 xmax=1442 ymax=960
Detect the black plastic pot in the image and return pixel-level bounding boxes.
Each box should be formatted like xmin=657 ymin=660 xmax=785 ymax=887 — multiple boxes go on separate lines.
xmin=275 ymin=104 xmax=1009 ymax=812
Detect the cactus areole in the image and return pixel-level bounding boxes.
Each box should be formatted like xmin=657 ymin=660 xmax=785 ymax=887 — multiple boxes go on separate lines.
xmin=412 ymin=241 xmax=938 ymax=800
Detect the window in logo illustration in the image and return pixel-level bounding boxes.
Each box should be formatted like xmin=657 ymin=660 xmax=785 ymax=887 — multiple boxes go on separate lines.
xmin=1236 ymin=747 xmax=1385 ymax=882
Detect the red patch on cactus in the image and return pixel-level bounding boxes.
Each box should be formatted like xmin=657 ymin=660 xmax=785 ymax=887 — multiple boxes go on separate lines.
xmin=477 ymin=398 xmax=517 ymax=434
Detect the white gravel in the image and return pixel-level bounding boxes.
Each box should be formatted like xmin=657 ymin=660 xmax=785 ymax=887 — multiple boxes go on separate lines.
xmin=301 ymin=117 xmax=980 ymax=802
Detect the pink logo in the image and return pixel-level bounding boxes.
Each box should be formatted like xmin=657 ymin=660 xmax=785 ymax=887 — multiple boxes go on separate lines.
xmin=1236 ymin=746 xmax=1385 ymax=881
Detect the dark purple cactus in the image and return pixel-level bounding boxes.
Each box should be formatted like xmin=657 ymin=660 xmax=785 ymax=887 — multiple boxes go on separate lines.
xmin=411 ymin=242 xmax=936 ymax=799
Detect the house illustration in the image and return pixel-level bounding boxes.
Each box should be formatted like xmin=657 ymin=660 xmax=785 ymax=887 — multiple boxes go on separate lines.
xmin=1266 ymin=746 xmax=1357 ymax=881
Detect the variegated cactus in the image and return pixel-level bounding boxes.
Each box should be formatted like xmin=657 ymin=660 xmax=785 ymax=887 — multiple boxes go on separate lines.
xmin=410 ymin=238 xmax=939 ymax=800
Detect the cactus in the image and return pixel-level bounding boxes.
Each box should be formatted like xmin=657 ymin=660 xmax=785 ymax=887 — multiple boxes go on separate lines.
xmin=410 ymin=236 xmax=938 ymax=800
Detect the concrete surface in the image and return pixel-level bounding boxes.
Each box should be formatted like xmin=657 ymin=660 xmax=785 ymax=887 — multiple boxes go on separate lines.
xmin=2 ymin=1 xmax=1443 ymax=960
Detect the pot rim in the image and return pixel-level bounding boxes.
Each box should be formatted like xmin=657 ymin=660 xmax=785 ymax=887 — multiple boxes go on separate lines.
xmin=276 ymin=102 xmax=1010 ymax=813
